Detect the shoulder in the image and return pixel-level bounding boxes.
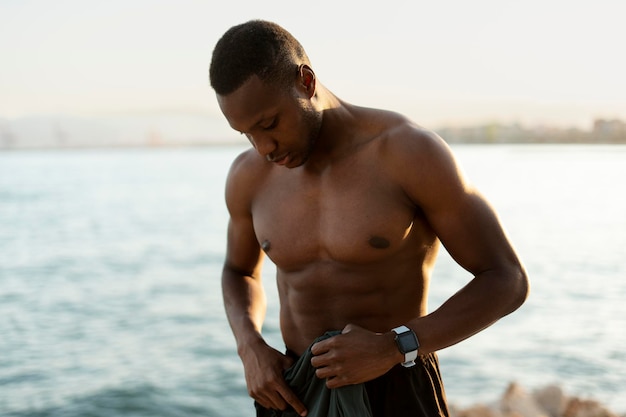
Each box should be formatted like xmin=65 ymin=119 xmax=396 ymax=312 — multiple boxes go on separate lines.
xmin=371 ymin=112 xmax=470 ymax=208
xmin=224 ymin=148 xmax=269 ymax=215
xmin=227 ymin=147 xmax=266 ymax=179
xmin=370 ymin=110 xmax=458 ymax=173
xmin=355 ymin=107 xmax=446 ymax=156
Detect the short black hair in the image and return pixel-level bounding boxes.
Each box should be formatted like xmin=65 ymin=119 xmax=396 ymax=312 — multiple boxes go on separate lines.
xmin=209 ymin=20 xmax=310 ymax=95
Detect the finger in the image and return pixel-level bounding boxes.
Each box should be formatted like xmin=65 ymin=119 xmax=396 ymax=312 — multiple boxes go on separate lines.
xmin=314 ymin=365 xmax=334 ymax=380
xmin=253 ymin=394 xmax=275 ymax=411
xmin=250 ymin=378 xmax=289 ymax=411
xmin=325 ymin=375 xmax=348 ymax=389
xmin=310 ymin=352 xmax=327 ymax=368
xmin=250 ymin=385 xmax=281 ymax=410
xmin=264 ymin=390 xmax=288 ymax=411
xmin=311 ymin=333 xmax=340 ymax=355
xmin=277 ymin=385 xmax=308 ymax=416
xmin=310 ymin=340 xmax=328 ymax=356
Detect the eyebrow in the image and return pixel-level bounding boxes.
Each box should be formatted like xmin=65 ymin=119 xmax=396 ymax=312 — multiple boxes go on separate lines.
xmin=240 ymin=112 xmax=277 ymax=133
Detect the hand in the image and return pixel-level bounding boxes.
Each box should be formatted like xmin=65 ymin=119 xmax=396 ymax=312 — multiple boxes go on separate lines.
xmin=310 ymin=324 xmax=401 ymax=389
xmin=240 ymin=341 xmax=307 ymax=416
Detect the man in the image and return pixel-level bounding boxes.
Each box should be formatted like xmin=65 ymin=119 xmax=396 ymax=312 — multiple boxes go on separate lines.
xmin=209 ymin=20 xmax=529 ymax=417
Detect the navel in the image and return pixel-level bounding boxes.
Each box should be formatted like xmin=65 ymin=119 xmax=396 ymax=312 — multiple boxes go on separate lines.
xmin=261 ymin=239 xmax=271 ymax=252
xmin=368 ymin=236 xmax=390 ymax=249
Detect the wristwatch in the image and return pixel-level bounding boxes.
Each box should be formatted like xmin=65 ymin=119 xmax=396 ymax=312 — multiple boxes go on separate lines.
xmin=392 ymin=325 xmax=420 ymax=368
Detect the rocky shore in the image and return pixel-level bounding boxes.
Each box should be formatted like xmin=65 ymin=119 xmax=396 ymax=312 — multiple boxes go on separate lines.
xmin=451 ymin=383 xmax=624 ymax=417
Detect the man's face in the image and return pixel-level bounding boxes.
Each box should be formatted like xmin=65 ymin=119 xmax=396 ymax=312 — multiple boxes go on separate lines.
xmin=217 ymin=75 xmax=322 ymax=168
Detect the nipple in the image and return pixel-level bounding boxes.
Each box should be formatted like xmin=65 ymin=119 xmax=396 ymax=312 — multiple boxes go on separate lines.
xmin=369 ymin=236 xmax=390 ymax=249
xmin=261 ymin=240 xmax=271 ymax=252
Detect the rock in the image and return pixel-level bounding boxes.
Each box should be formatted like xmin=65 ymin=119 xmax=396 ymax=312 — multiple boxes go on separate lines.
xmin=449 ymin=383 xmax=622 ymax=417
xmin=451 ymin=403 xmax=502 ymax=417
xmin=563 ymin=398 xmax=619 ymax=417
xmin=499 ymin=382 xmax=550 ymax=417
xmin=533 ymin=385 xmax=568 ymax=417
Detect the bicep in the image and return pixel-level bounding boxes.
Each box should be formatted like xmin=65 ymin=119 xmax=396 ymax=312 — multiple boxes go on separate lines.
xmin=426 ymin=188 xmax=519 ymax=275
xmin=396 ymin=131 xmax=519 ymax=275
xmin=222 ymin=152 xmax=265 ymax=280
xmin=224 ymin=215 xmax=264 ymax=279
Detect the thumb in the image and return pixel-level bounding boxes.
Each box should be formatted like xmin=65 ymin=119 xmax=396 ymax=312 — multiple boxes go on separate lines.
xmin=341 ymin=323 xmax=359 ymax=334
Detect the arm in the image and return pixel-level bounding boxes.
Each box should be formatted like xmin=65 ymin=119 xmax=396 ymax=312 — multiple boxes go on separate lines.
xmin=402 ymin=130 xmax=529 ymax=354
xmin=222 ymin=154 xmax=307 ymax=416
xmin=311 ymin=127 xmax=529 ymax=387
xmin=222 ymin=217 xmax=266 ymax=359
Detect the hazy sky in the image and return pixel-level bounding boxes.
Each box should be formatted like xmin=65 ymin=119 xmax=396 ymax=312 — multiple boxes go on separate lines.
xmin=1 ymin=0 xmax=625 ymax=129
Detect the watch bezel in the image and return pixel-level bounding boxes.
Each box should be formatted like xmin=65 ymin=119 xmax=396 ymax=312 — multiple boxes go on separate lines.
xmin=392 ymin=325 xmax=420 ymax=367
xmin=396 ymin=331 xmax=419 ymax=352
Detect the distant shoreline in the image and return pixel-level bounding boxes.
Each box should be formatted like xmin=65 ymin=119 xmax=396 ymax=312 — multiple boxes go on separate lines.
xmin=3 ymin=142 xmax=626 ymax=152
xmin=2 ymin=116 xmax=625 ymax=150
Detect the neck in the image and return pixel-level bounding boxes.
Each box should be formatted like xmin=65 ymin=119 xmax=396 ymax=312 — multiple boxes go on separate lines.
xmin=309 ymin=84 xmax=357 ymax=159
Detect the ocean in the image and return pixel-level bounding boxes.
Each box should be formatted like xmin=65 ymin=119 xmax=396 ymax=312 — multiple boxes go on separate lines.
xmin=1 ymin=144 xmax=625 ymax=416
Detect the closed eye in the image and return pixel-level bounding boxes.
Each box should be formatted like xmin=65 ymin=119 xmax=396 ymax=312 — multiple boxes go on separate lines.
xmin=262 ymin=118 xmax=278 ymax=130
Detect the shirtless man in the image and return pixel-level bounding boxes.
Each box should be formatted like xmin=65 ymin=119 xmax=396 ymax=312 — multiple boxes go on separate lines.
xmin=209 ymin=20 xmax=529 ymax=417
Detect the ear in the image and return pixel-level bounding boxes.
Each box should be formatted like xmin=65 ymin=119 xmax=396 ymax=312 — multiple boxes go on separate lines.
xmin=298 ymin=64 xmax=316 ymax=98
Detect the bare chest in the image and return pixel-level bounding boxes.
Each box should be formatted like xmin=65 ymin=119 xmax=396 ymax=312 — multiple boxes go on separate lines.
xmin=251 ymin=162 xmax=417 ymax=269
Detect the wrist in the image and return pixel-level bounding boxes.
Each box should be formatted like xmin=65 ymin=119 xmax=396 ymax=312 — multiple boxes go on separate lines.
xmin=384 ymin=331 xmax=405 ymax=364
xmin=236 ymin=331 xmax=266 ymax=359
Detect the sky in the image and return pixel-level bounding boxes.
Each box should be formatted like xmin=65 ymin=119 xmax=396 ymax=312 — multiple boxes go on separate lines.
xmin=1 ymin=0 xmax=625 ymax=133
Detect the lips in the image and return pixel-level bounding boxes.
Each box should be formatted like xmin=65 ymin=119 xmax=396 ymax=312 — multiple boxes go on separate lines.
xmin=268 ymin=153 xmax=290 ymax=165
xmin=275 ymin=154 xmax=289 ymax=165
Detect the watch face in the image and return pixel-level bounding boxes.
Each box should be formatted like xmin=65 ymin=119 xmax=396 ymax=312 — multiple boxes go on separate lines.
xmin=397 ymin=332 xmax=419 ymax=353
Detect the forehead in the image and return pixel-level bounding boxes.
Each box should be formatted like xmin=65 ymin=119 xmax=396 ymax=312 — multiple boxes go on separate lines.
xmin=217 ymin=75 xmax=286 ymax=131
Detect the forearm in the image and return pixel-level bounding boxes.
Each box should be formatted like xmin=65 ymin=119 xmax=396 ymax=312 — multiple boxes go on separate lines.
xmin=410 ymin=266 xmax=529 ymax=355
xmin=222 ymin=267 xmax=268 ymax=354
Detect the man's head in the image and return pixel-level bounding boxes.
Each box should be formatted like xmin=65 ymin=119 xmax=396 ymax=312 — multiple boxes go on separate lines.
xmin=209 ymin=20 xmax=311 ymax=96
xmin=209 ymin=20 xmax=322 ymax=168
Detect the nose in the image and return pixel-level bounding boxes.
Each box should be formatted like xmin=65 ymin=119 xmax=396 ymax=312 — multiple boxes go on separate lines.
xmin=248 ymin=133 xmax=277 ymax=160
